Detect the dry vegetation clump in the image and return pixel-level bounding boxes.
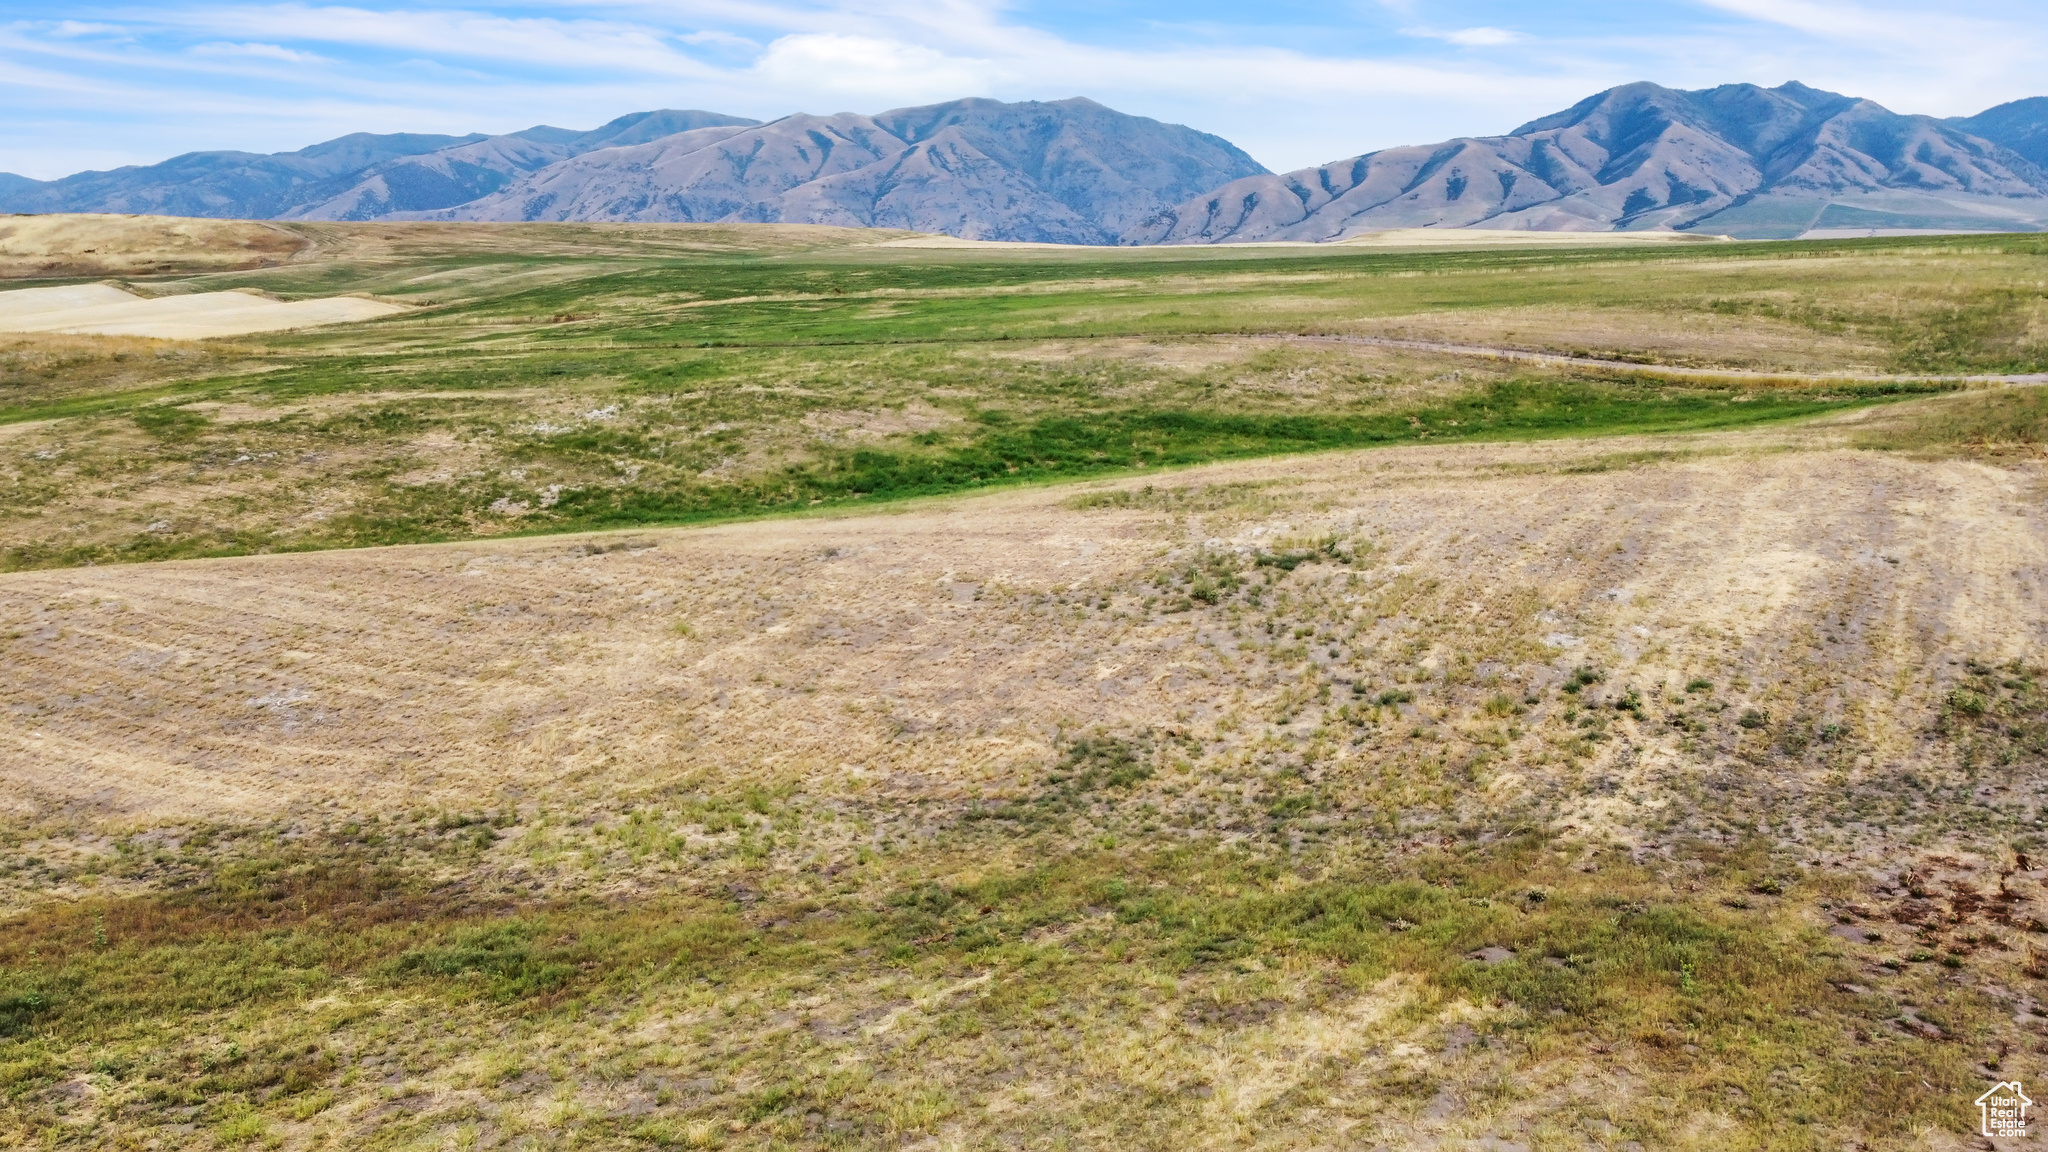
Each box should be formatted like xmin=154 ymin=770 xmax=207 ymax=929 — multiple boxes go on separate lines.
xmin=0 ymin=332 xmax=264 ymax=408
xmin=1853 ymin=384 xmax=2048 ymax=457
xmin=3 ymin=430 xmax=2047 ymax=1149
xmin=1347 ymin=302 xmax=1896 ymax=373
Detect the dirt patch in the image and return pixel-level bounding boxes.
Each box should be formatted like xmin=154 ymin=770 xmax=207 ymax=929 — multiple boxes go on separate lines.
xmin=1 ymin=431 xmax=2036 ymax=829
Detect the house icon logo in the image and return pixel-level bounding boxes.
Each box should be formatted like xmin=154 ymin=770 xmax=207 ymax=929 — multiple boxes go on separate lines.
xmin=1978 ymin=1080 xmax=2032 ymax=1138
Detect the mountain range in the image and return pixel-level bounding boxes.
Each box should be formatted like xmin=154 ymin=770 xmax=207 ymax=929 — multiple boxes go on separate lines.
xmin=0 ymin=99 xmax=1266 ymax=246
xmin=0 ymin=110 xmax=758 ymax=222
xmin=3 ymin=85 xmax=2044 ymax=242
xmin=1135 ymin=83 xmax=2048 ymax=242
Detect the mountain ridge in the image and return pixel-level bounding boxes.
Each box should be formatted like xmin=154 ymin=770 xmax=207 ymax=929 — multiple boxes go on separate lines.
xmin=0 ymin=112 xmax=761 ymax=223
xmin=1130 ymin=81 xmax=2048 ymax=243
xmin=1950 ymin=97 xmax=2048 ymax=169
xmin=0 ymin=132 xmax=487 ymax=219
xmin=3 ymin=85 xmax=2045 ymax=243
xmin=286 ymin=110 xmax=761 ymax=220
xmin=401 ymin=98 xmax=1270 ymax=245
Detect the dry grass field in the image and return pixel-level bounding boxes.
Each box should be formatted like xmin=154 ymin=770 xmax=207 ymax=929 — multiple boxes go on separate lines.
xmin=2 ymin=218 xmax=2047 ymax=1151
xmin=0 ymin=216 xmax=310 ymax=280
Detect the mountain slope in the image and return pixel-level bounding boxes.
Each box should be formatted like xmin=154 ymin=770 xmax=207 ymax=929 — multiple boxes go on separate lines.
xmin=1131 ymin=82 xmax=2048 ymax=243
xmin=871 ymin=98 xmax=1267 ymax=238
xmin=287 ymin=110 xmax=759 ymax=220
xmin=0 ymin=132 xmax=487 ymax=219
xmin=0 ymin=113 xmax=757 ymax=222
xmin=10 ymin=87 xmax=2038 ymax=244
xmin=421 ymin=98 xmax=1269 ymax=244
xmin=1950 ymin=97 xmax=2048 ymax=169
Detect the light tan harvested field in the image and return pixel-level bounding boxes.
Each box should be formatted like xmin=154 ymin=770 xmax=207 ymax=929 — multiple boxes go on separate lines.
xmin=0 ymin=215 xmax=309 ymax=279
xmin=4 ymin=419 xmax=2039 ymax=858
xmin=0 ymin=214 xmax=921 ymax=281
xmin=0 ymin=282 xmax=410 ymax=339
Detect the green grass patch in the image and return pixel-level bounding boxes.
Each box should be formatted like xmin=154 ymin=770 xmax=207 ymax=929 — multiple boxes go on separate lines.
xmin=0 ymin=374 xmax=1923 ymax=571
xmin=498 ymin=379 xmax=1919 ymax=533
xmin=2 ymin=228 xmax=2035 ymax=573
xmin=0 ymin=833 xmax=1991 ymax=1147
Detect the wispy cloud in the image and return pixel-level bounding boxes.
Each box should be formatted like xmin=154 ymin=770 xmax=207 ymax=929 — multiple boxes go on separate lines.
xmin=1404 ymin=27 xmax=1525 ymax=47
xmin=151 ymin=5 xmax=719 ymax=73
xmin=190 ymin=40 xmax=325 ymax=62
xmin=0 ymin=0 xmax=2041 ymax=179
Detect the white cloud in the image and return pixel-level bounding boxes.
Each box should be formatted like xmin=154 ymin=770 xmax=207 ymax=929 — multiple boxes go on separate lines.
xmin=1693 ymin=0 xmax=1953 ymax=45
xmin=1406 ymin=27 xmax=1525 ymax=47
xmin=154 ymin=5 xmax=719 ymax=74
xmin=1687 ymin=0 xmax=2048 ymax=114
xmin=678 ymin=29 xmax=759 ymax=50
xmin=1 ymin=0 xmax=2044 ymax=178
xmin=48 ymin=21 xmax=123 ymax=38
xmin=1446 ymin=28 xmax=1522 ymax=46
xmin=191 ymin=41 xmax=325 ymax=62
xmin=752 ymin=32 xmax=989 ymax=101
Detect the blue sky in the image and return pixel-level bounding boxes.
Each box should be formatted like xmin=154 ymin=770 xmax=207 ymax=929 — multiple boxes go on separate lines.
xmin=1 ymin=0 xmax=2042 ymax=179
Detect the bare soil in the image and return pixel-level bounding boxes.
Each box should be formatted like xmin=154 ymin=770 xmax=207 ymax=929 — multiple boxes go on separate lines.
xmin=4 ymin=423 xmax=2034 ymax=838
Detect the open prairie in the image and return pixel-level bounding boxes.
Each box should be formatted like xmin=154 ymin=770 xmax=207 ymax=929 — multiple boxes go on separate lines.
xmin=2 ymin=218 xmax=2048 ymax=1151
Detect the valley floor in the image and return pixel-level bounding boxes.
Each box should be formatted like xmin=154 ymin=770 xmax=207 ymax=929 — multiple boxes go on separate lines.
xmin=4 ymin=417 xmax=2048 ymax=1150
xmin=2 ymin=221 xmax=2047 ymax=1150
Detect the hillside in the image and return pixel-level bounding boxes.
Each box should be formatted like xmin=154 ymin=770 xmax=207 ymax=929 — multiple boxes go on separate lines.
xmin=1951 ymin=96 xmax=2048 ymax=169
xmin=1132 ymin=82 xmax=2048 ymax=242
xmin=0 ymin=217 xmax=2043 ymax=569
xmin=416 ymin=97 xmax=1270 ymax=244
xmin=285 ymin=110 xmax=763 ymax=220
xmin=6 ymin=405 xmax=2048 ymax=1149
xmin=0 ymin=99 xmax=1266 ymax=245
xmin=1 ymin=215 xmax=2047 ymax=1148
xmin=0 ymin=111 xmax=757 ymax=222
xmin=7 ymin=86 xmax=2045 ymax=243
xmin=0 ymin=131 xmax=486 ymax=219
